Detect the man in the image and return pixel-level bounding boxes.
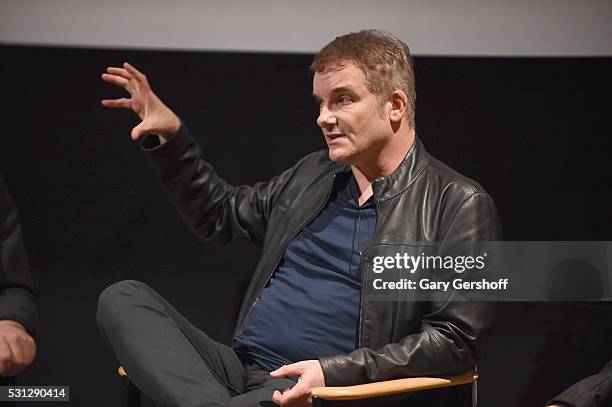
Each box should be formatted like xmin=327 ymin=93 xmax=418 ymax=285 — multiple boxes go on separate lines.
xmin=0 ymin=174 xmax=38 ymax=382
xmin=97 ymin=30 xmax=501 ymax=407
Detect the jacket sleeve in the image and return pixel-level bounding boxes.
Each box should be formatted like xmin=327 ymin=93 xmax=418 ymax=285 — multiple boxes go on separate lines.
xmin=319 ymin=191 xmax=501 ymax=386
xmin=547 ymin=358 xmax=612 ymax=407
xmin=140 ymin=124 xmax=305 ymax=247
xmin=0 ymin=174 xmax=39 ymax=338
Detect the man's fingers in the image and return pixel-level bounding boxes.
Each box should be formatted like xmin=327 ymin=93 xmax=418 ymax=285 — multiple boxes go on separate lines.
xmin=282 ymin=383 xmax=305 ymax=400
xmin=0 ymin=359 xmax=10 ymax=377
xmin=271 ymin=363 xmax=301 ymax=378
xmin=270 ymin=365 xmax=287 ymax=377
xmin=101 ymin=73 xmax=129 ymax=88
xmin=0 ymin=337 xmax=13 ymax=377
xmin=272 ymin=390 xmax=283 ymax=405
xmin=106 ymin=66 xmax=133 ymax=80
xmin=101 ymin=98 xmax=132 ymax=109
xmin=273 ymin=383 xmax=309 ymax=406
xmin=123 ymin=62 xmax=147 ymax=83
xmin=5 ymin=338 xmax=23 ymax=377
xmin=13 ymin=334 xmax=36 ymax=368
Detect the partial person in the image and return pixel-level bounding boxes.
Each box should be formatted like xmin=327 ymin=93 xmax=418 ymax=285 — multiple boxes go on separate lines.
xmin=97 ymin=30 xmax=501 ymax=407
xmin=0 ymin=174 xmax=38 ymax=382
xmin=548 ymin=358 xmax=612 ymax=407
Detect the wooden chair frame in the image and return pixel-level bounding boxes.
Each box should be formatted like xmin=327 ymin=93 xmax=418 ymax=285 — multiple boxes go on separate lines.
xmin=118 ymin=366 xmax=477 ymax=406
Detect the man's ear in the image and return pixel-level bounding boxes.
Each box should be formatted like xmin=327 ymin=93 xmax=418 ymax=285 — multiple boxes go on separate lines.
xmin=389 ymin=90 xmax=408 ymax=123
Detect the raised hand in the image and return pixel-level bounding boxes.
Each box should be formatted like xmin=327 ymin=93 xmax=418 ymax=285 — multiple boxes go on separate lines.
xmin=101 ymin=62 xmax=181 ymax=141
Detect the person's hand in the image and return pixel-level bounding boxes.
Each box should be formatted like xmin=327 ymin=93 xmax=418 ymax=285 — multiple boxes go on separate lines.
xmin=101 ymin=62 xmax=181 ymax=141
xmin=270 ymin=360 xmax=325 ymax=407
xmin=0 ymin=320 xmax=36 ymax=377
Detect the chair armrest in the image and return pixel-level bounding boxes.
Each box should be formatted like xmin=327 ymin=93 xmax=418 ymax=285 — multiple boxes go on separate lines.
xmin=117 ymin=366 xmax=476 ymax=402
xmin=310 ymin=372 xmax=478 ymax=401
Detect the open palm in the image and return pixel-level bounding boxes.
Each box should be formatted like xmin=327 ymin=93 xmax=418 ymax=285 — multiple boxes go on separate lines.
xmin=101 ymin=62 xmax=180 ymax=140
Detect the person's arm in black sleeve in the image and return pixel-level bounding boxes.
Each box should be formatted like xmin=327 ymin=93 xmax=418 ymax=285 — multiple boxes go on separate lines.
xmin=548 ymin=359 xmax=612 ymax=407
xmin=140 ymin=123 xmax=307 ymax=246
xmin=101 ymin=62 xmax=305 ymax=247
xmin=319 ymin=191 xmax=501 ymax=386
xmin=0 ymin=174 xmax=38 ymax=377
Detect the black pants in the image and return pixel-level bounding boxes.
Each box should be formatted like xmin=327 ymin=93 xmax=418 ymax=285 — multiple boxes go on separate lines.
xmin=96 ymin=280 xmax=295 ymax=407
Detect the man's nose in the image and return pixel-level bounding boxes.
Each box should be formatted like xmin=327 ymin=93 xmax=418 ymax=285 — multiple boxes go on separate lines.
xmin=317 ymin=105 xmax=337 ymax=129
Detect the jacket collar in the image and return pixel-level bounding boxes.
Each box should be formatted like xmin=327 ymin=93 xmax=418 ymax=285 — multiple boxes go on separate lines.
xmin=329 ymin=135 xmax=430 ymax=203
xmin=372 ymin=135 xmax=430 ymax=202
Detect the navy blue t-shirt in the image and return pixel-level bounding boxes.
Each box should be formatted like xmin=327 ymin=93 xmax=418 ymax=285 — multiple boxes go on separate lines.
xmin=232 ymin=173 xmax=376 ymax=372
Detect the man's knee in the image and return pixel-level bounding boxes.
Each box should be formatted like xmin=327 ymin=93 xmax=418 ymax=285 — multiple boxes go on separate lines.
xmin=96 ymin=280 xmax=151 ymax=330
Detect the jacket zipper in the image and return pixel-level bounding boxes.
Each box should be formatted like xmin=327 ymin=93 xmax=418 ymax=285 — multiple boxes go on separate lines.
xmin=358 ymin=192 xmax=380 ymax=348
xmin=238 ymin=172 xmax=337 ymax=332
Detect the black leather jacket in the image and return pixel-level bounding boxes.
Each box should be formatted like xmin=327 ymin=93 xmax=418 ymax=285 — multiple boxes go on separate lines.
xmin=142 ymin=125 xmax=501 ymax=397
xmin=0 ymin=174 xmax=38 ymax=338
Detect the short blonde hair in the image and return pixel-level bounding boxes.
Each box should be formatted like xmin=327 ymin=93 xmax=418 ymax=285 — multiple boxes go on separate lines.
xmin=311 ymin=30 xmax=416 ymax=128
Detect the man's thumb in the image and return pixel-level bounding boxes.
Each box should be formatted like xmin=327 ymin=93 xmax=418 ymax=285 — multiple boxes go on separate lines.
xmin=131 ymin=122 xmax=147 ymax=141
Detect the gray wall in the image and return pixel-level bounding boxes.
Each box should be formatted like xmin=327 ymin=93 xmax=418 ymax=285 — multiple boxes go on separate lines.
xmin=1 ymin=0 xmax=611 ymax=55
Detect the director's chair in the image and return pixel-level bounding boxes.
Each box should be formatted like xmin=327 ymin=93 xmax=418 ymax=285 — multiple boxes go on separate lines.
xmin=117 ymin=366 xmax=477 ymax=406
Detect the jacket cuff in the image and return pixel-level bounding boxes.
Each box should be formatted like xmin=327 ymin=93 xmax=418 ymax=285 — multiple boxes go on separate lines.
xmin=139 ymin=122 xmax=190 ymax=153
xmin=139 ymin=123 xmax=200 ymax=169
xmin=318 ymin=355 xmax=365 ymax=386
xmin=0 ymin=287 xmax=39 ymax=338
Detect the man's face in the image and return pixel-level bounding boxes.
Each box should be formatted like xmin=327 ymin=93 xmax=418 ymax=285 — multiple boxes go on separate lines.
xmin=313 ymin=63 xmax=392 ymax=165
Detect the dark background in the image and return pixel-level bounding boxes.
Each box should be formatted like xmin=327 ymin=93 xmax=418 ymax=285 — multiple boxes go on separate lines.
xmin=0 ymin=45 xmax=611 ymax=406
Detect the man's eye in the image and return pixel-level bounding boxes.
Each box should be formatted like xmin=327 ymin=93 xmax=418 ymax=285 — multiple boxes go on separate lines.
xmin=338 ymin=96 xmax=351 ymax=104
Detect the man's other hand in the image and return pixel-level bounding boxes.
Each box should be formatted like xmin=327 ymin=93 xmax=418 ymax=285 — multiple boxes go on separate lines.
xmin=270 ymin=360 xmax=325 ymax=407
xmin=0 ymin=320 xmax=36 ymax=377
xmin=101 ymin=62 xmax=181 ymax=141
